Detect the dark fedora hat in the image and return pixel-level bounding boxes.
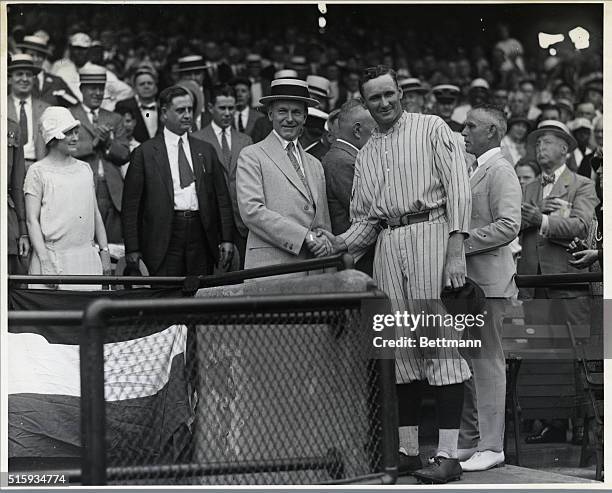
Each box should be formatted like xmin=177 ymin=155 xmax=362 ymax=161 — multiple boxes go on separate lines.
xmin=259 ymin=78 xmax=319 ymax=107
xmin=441 ymin=277 xmax=486 ymax=317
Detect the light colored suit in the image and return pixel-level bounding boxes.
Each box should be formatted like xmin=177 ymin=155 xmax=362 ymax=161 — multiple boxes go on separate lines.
xmin=7 ymin=97 xmax=49 ymax=161
xmin=459 ymin=149 xmax=522 ymax=453
xmin=236 ymin=131 xmax=331 ymax=274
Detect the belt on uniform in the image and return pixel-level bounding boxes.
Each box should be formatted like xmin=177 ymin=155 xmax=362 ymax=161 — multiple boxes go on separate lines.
xmin=174 ymin=210 xmax=200 ymax=218
xmin=381 ymin=210 xmax=430 ymax=229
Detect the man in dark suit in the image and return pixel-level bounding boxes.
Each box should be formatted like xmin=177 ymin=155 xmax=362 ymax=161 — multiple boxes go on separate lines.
xmin=232 ymin=78 xmax=264 ymax=137
xmin=7 ymin=119 xmax=30 ymax=275
xmin=115 ymin=64 xmax=161 ymax=144
xmin=70 ymin=64 xmax=130 ymax=243
xmin=321 ymin=99 xmax=376 ymax=275
xmin=518 ymin=120 xmax=598 ymax=325
xmin=122 ymin=85 xmax=235 ymax=276
xmin=7 ymin=54 xmax=50 ymax=168
xmin=193 ymin=84 xmax=253 ymax=269
xmin=18 ymin=34 xmax=78 ymax=107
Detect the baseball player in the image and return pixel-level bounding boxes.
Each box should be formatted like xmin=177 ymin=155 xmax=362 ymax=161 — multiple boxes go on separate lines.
xmin=320 ymin=65 xmax=471 ymax=484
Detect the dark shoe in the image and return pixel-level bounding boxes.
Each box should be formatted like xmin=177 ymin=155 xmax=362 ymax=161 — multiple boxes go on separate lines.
xmin=412 ymin=456 xmax=462 ymax=484
xmin=398 ymin=452 xmax=423 ymax=476
xmin=525 ymin=426 xmax=566 ymax=444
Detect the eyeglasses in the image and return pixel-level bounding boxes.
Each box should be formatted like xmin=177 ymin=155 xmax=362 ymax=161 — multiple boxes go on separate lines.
xmin=362 ymin=65 xmax=391 ymax=81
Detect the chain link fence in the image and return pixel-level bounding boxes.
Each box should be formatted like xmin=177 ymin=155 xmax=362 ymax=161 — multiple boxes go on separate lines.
xmin=80 ymin=293 xmax=397 ymax=485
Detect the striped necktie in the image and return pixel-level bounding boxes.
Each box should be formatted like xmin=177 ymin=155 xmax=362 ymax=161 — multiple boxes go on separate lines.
xmin=287 ymin=142 xmax=312 ymax=201
xmin=221 ymin=128 xmax=231 ymax=167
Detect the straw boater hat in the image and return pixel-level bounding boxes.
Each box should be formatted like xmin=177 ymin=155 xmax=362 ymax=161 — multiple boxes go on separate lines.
xmin=468 ymin=78 xmax=490 ymax=93
xmin=176 ymin=55 xmax=209 ymax=73
xmin=18 ymin=34 xmax=52 ymax=56
xmin=306 ymin=75 xmax=331 ymax=99
xmin=259 ymin=79 xmax=319 ymax=107
xmin=432 ymin=84 xmax=460 ymax=103
xmin=274 ymin=69 xmax=299 ymax=79
xmin=39 ymin=106 xmax=81 ymax=145
xmin=69 ymin=32 xmax=92 ymax=48
xmin=527 ymin=119 xmax=577 ymax=152
xmin=398 ymin=77 xmax=429 ymax=95
xmin=8 ymin=53 xmax=42 ymax=74
xmin=78 ymin=64 xmax=107 ymax=85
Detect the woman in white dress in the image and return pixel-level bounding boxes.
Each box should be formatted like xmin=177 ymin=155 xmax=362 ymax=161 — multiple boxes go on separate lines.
xmin=24 ymin=106 xmax=112 ymax=289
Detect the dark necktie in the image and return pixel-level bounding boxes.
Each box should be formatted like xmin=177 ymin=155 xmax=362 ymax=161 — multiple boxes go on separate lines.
xmin=141 ymin=104 xmax=156 ymax=111
xmin=541 ymin=173 xmax=556 ymax=187
xmin=287 ymin=142 xmax=312 ymax=199
xmin=19 ymin=100 xmax=28 ymax=145
xmin=238 ymin=112 xmax=245 ymax=133
xmin=221 ymin=128 xmax=231 ymax=167
xmin=178 ymin=137 xmax=194 ymax=188
xmin=91 ymin=109 xmax=99 ymax=125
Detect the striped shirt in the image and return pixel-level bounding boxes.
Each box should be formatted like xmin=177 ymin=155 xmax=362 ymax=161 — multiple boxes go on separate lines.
xmin=340 ymin=111 xmax=471 ymax=255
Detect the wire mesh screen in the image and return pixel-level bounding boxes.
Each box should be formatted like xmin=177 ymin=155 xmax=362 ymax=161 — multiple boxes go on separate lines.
xmin=85 ymin=299 xmax=391 ymax=485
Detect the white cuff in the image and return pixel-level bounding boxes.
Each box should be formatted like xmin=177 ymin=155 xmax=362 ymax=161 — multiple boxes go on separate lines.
xmin=539 ymin=215 xmax=549 ymax=237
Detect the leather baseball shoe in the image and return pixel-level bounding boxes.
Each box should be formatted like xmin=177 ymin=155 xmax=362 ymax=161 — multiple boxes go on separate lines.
xmin=398 ymin=451 xmax=423 ymax=476
xmin=460 ymin=450 xmax=505 ymax=471
xmin=412 ymin=456 xmax=462 ymax=484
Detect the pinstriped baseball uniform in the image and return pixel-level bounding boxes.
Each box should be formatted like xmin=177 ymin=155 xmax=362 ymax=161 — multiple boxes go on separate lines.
xmin=340 ymin=111 xmax=472 ymax=385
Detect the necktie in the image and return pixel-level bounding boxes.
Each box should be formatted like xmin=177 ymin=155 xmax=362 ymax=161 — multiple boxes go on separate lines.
xmin=287 ymin=142 xmax=312 ymax=198
xmin=221 ymin=128 xmax=231 ymax=167
xmin=178 ymin=137 xmax=194 ymax=188
xmin=238 ymin=112 xmax=245 ymax=133
xmin=141 ymin=104 xmax=156 ymax=111
xmin=542 ymin=173 xmax=556 ymax=187
xmin=468 ymin=159 xmax=478 ymax=178
xmin=91 ymin=109 xmax=99 ymax=125
xmin=19 ymin=100 xmax=28 ymax=145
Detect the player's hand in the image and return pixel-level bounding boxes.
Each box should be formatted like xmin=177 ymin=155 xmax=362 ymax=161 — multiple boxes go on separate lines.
xmin=315 ymin=229 xmax=348 ymax=255
xmin=305 ymin=230 xmax=332 ymax=257
xmin=444 ymin=232 xmax=466 ymax=289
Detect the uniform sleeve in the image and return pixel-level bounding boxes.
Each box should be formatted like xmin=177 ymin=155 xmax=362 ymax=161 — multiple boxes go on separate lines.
xmin=431 ymin=122 xmax=471 ymax=236
xmin=339 ymin=144 xmax=381 ymax=255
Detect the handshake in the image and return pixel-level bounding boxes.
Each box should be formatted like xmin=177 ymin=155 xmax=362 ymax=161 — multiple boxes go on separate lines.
xmin=304 ymin=228 xmax=347 ymax=257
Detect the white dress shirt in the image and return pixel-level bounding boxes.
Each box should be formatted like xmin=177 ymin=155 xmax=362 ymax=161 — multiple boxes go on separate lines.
xmin=136 ymin=95 xmax=158 ymax=138
xmin=211 ymin=121 xmax=232 ymax=150
xmin=540 ymin=164 xmax=567 ymax=236
xmin=11 ymin=95 xmax=35 ymax=160
xmin=163 ymin=127 xmax=199 ymax=211
xmin=273 ymin=130 xmax=304 ymax=174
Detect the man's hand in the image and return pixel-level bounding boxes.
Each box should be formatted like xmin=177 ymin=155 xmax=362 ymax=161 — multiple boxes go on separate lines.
xmin=305 ymin=230 xmax=332 ymax=257
xmin=315 ymin=229 xmax=348 ymax=255
xmin=541 ymin=197 xmax=564 ymax=214
xmin=567 ymin=236 xmax=589 ymax=254
xmin=521 ymin=202 xmax=543 ymax=227
xmin=18 ymin=236 xmax=30 ymax=257
xmin=569 ymin=249 xmax=599 ymax=269
xmin=218 ymin=242 xmax=235 ymax=269
xmin=100 ymin=250 xmax=112 ymax=275
xmin=444 ymin=232 xmax=467 ymax=289
xmin=124 ymin=251 xmax=143 ymax=276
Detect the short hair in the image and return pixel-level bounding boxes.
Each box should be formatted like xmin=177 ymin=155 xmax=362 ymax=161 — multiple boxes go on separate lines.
xmin=210 ymin=84 xmax=236 ymax=104
xmin=117 ymin=105 xmax=138 ymax=120
xmin=327 ymin=108 xmax=341 ymax=128
xmin=232 ymin=77 xmax=251 ymax=89
xmin=358 ymin=65 xmax=399 ymax=99
xmin=159 ymin=85 xmax=190 ymax=110
xmin=515 ymin=158 xmax=541 ymax=177
xmin=471 ymin=104 xmax=507 ymax=137
xmin=338 ymin=98 xmax=368 ymax=128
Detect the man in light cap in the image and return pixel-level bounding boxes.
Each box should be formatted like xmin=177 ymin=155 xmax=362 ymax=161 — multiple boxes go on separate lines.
xmin=70 ymin=64 xmax=130 ymax=243
xmin=398 ymin=77 xmax=428 ymax=114
xmin=566 ymin=118 xmax=594 ymax=172
xmin=451 ymin=78 xmax=490 ymax=125
xmin=19 ymin=34 xmax=78 ymax=107
xmin=518 ymin=119 xmax=598 ymax=336
xmin=176 ymin=55 xmax=211 ymax=129
xmin=432 ymin=84 xmax=463 ymax=132
xmin=236 ymin=78 xmax=332 ymax=275
xmin=7 ymin=54 xmax=50 ymax=168
xmin=51 ymin=32 xmax=92 ymax=102
xmin=246 ymin=54 xmax=271 ymax=108
xmin=306 ymin=75 xmax=332 ymax=112
xmin=115 ymin=63 xmax=161 ymax=143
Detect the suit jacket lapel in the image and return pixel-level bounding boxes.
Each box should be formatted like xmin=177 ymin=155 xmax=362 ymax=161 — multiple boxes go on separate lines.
xmin=7 ymin=99 xmax=17 ymax=121
xmin=299 ymin=144 xmax=317 ymax=205
xmin=261 ymin=132 xmax=310 ymax=201
xmin=229 ymin=128 xmax=242 ymax=165
xmin=72 ymin=105 xmax=97 ymax=139
xmin=549 ymin=167 xmax=573 ymax=199
xmin=333 ymin=140 xmax=358 ymax=161
xmin=152 ymin=134 xmax=173 ymax=202
xmin=188 ymin=136 xmax=207 ymax=192
xmin=204 ymin=126 xmax=222 ymax=160
xmin=470 ymin=151 xmax=501 ymax=189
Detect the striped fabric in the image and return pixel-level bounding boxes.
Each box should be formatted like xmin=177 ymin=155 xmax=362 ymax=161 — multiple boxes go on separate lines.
xmin=340 ymin=111 xmax=472 ymax=385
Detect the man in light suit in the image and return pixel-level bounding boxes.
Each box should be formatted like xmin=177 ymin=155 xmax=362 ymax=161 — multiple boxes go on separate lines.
xmin=7 ymin=54 xmax=50 ymax=168
xmin=518 ymin=120 xmax=598 ymax=325
xmin=193 ymin=84 xmax=253 ymax=269
xmin=122 ymin=85 xmax=235 ymax=276
xmin=236 ymin=78 xmax=332 ymax=275
xmin=458 ymin=105 xmax=522 ymax=471
xmin=70 ymin=64 xmax=130 ymax=243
